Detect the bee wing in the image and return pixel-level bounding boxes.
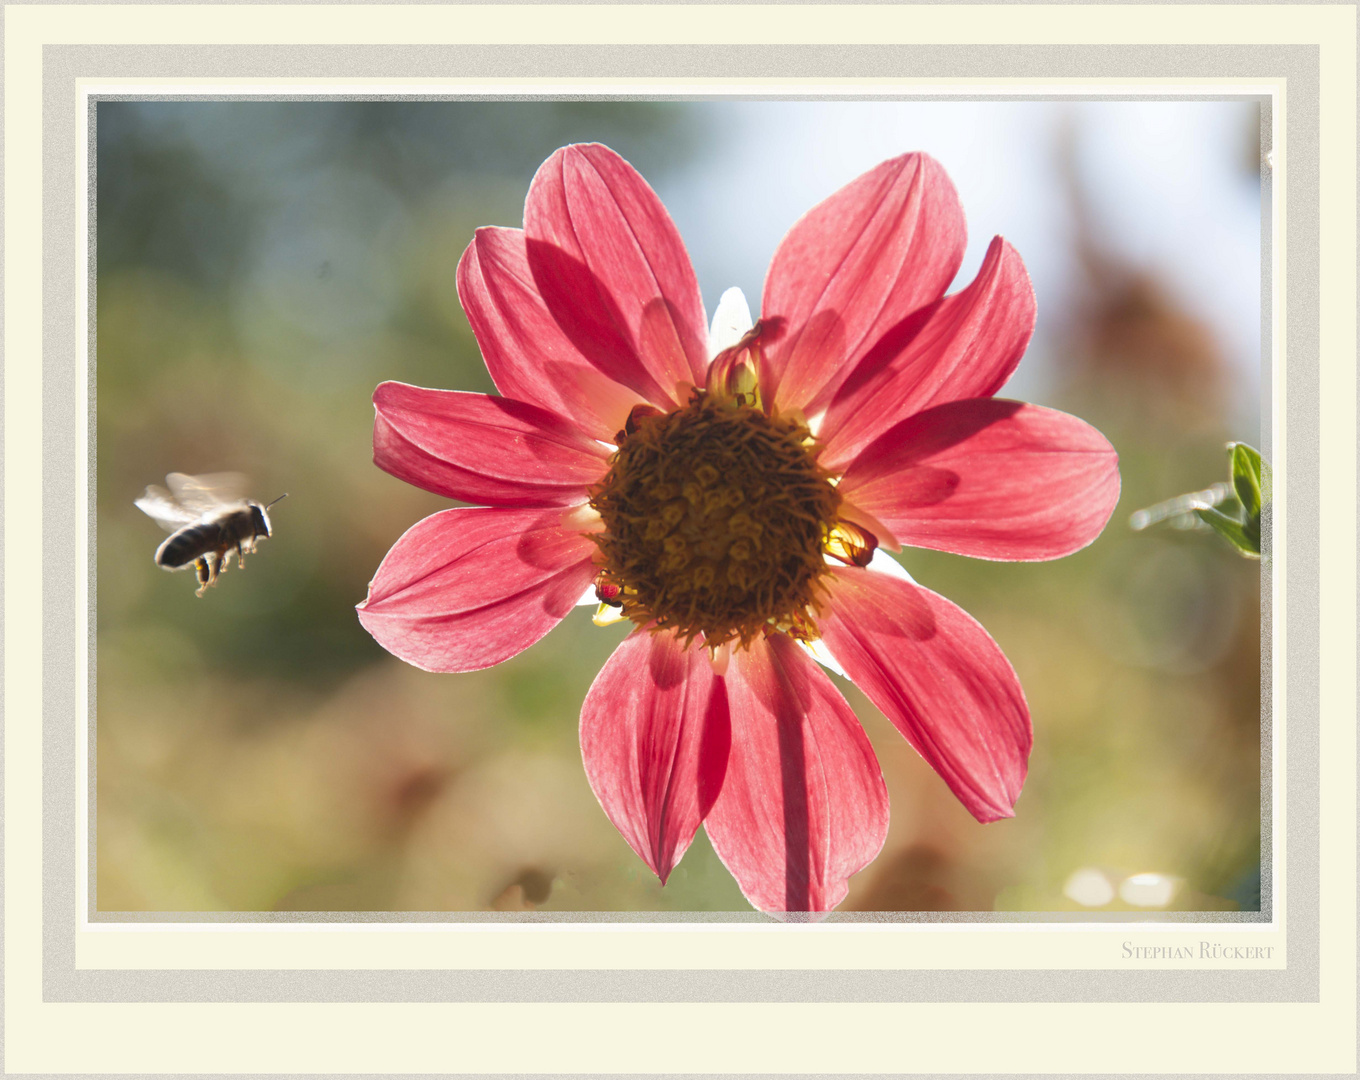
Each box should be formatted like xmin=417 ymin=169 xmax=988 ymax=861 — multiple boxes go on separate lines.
xmin=134 ymin=485 xmax=199 ymax=532
xmin=165 ymin=472 xmax=249 ymax=514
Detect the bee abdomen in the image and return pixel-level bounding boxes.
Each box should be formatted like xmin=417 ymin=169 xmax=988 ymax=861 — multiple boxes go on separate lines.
xmin=155 ymin=522 xmax=225 ymax=569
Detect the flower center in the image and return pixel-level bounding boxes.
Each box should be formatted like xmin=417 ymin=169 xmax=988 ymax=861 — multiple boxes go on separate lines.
xmin=589 ymin=391 xmax=841 ymax=648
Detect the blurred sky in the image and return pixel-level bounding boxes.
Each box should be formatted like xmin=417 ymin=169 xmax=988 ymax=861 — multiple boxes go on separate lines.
xmin=659 ymin=100 xmax=1261 ymax=424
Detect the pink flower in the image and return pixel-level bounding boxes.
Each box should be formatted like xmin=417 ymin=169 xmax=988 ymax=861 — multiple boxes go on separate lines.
xmin=358 ymin=144 xmax=1120 ymax=913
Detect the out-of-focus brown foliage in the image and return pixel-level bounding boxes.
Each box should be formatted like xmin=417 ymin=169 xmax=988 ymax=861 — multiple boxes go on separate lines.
xmin=1054 ymin=116 xmax=1235 ymax=433
xmin=1072 ymin=271 xmax=1230 ymax=426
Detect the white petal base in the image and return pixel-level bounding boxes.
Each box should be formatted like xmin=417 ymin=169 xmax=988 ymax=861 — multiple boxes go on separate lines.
xmin=867 ymin=548 xmax=917 ymax=583
xmin=707 ymin=286 xmax=754 ymax=359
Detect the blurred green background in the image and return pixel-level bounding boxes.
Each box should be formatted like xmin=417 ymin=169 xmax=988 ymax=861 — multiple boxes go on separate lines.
xmin=97 ymin=100 xmax=1263 ymax=913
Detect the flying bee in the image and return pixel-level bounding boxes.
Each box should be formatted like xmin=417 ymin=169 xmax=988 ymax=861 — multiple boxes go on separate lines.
xmin=134 ymin=473 xmax=286 ymax=597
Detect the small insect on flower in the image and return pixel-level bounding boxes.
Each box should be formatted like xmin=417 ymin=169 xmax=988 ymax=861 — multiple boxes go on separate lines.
xmin=135 ymin=472 xmax=286 ymax=596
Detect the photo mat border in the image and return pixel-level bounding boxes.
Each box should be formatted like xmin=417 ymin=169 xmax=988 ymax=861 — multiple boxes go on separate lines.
xmin=49 ymin=43 xmax=1307 ymax=1004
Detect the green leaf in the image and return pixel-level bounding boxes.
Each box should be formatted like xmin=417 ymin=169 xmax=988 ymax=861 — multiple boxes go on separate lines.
xmin=1230 ymin=442 xmax=1263 ymax=519
xmin=1195 ymin=506 xmax=1261 ymax=558
xmin=1132 ymin=441 xmax=1270 ymax=558
xmin=1215 ymin=492 xmax=1247 ymax=520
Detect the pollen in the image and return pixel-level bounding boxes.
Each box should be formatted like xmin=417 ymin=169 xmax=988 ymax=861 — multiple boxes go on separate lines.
xmin=589 ymin=390 xmax=841 ymax=648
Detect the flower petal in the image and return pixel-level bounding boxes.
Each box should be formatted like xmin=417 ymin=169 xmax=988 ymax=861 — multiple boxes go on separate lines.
xmin=799 ymin=635 xmax=848 ymax=681
xmin=837 ymin=399 xmax=1121 ymax=561
xmin=373 ymin=382 xmax=609 ymax=507
xmin=704 ymin=633 xmax=888 ymax=912
xmin=820 ymin=236 xmax=1036 ymax=469
xmin=580 ymin=630 xmax=731 ymax=883
xmin=863 ymin=547 xmax=917 ymax=583
xmin=524 ymin=144 xmax=709 ymax=409
xmin=357 ymin=506 xmax=597 ymax=672
xmin=708 ymin=286 xmax=754 ymax=358
xmin=760 ymin=153 xmax=966 ymax=416
xmin=457 ymin=226 xmax=645 ymax=442
xmin=819 ymin=565 xmax=1031 ymax=822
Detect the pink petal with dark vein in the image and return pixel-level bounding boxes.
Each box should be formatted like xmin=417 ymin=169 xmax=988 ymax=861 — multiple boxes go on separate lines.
xmin=457 ymin=226 xmax=645 ymax=443
xmin=373 ymin=382 xmax=610 ymax=507
xmin=580 ymin=630 xmax=731 ymax=883
xmin=357 ymin=506 xmax=597 ymax=673
xmin=704 ymin=633 xmax=888 ymax=913
xmin=820 ymin=236 xmax=1036 ymax=470
xmin=819 ymin=566 xmax=1031 ymax=822
xmin=524 ymin=144 xmax=708 ymax=409
xmin=837 ymin=398 xmax=1120 ymax=561
xmin=760 ymin=153 xmax=966 ymax=416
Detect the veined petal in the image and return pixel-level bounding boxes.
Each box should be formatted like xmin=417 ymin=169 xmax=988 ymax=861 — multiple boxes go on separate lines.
xmin=704 ymin=633 xmax=888 ymax=913
xmin=457 ymin=226 xmax=645 ymax=443
xmin=580 ymin=630 xmax=731 ymax=883
xmin=837 ymin=399 xmax=1121 ymax=561
xmin=821 ymin=237 xmax=1036 ymax=469
xmin=524 ymin=144 xmax=709 ymax=409
xmin=373 ymin=383 xmax=610 ymax=507
xmin=357 ymin=506 xmax=597 ymax=673
xmin=760 ymin=153 xmax=966 ymax=417
xmin=819 ymin=566 xmax=1031 ymax=822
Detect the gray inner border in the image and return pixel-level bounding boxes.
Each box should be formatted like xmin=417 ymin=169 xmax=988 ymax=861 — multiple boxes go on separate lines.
xmin=43 ymin=43 xmax=1313 ymax=1003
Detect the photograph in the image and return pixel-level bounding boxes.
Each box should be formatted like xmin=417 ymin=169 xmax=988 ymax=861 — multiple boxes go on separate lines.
xmin=95 ymin=97 xmax=1266 ymax=917
xmin=10 ymin=0 xmax=1358 ymax=1070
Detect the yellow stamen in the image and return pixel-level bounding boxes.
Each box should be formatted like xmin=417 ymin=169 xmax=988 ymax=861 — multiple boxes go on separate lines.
xmin=593 ymin=602 xmax=630 ymax=627
xmin=705 ymin=323 xmax=766 ymax=410
xmin=824 ymin=521 xmax=878 ymax=567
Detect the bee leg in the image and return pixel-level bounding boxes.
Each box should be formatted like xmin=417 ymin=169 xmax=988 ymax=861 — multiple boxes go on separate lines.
xmin=236 ymin=541 xmax=247 ymax=569
xmin=194 ymin=557 xmax=212 ymax=597
xmin=202 ymin=552 xmax=226 ymax=595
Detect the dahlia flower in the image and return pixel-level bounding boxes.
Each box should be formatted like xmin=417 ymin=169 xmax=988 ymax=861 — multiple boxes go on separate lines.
xmin=358 ymin=144 xmax=1120 ymax=913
